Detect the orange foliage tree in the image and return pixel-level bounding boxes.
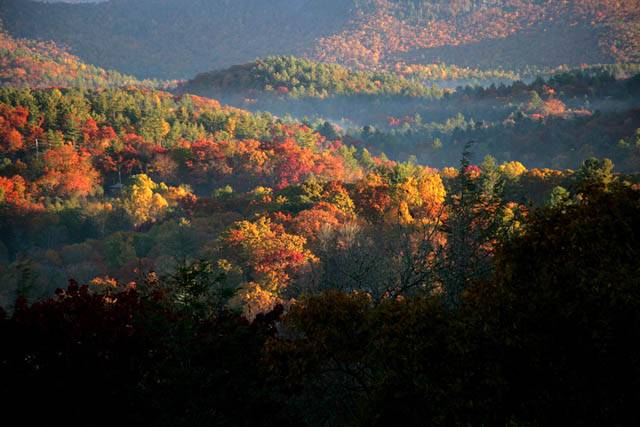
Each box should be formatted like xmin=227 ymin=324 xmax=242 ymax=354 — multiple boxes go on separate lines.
xmin=37 ymin=145 xmax=101 ymax=198
xmin=0 ymin=105 xmax=30 ymax=153
xmin=222 ymin=216 xmax=316 ymax=318
xmin=0 ymin=175 xmax=42 ymax=211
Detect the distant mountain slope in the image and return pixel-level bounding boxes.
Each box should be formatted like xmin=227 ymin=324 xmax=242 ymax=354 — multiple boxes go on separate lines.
xmin=1 ymin=0 xmax=639 ymax=79
xmin=0 ymin=0 xmax=355 ymax=79
xmin=315 ymin=0 xmax=640 ymax=70
xmin=177 ymin=56 xmax=435 ymax=99
xmin=0 ymin=30 xmax=152 ymax=88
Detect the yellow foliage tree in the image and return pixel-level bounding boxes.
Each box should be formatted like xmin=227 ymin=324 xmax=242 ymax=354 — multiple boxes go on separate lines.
xmin=121 ymin=174 xmax=169 ymax=226
xmin=389 ymin=168 xmax=446 ymax=224
xmin=499 ymin=161 xmax=528 ymax=180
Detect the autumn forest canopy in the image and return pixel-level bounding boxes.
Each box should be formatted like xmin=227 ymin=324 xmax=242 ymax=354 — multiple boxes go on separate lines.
xmin=1 ymin=1 xmax=640 ymax=426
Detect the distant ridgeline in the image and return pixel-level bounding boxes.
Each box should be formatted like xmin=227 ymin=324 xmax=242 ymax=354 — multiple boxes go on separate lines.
xmin=178 ymin=56 xmax=640 ymax=101
xmin=1 ymin=0 xmax=639 ymax=79
xmin=177 ymin=56 xmax=441 ymax=99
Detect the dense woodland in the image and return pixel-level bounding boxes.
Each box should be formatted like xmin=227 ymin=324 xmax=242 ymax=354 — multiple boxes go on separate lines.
xmin=1 ymin=85 xmax=640 ymax=425
xmin=1 ymin=1 xmax=640 ymax=426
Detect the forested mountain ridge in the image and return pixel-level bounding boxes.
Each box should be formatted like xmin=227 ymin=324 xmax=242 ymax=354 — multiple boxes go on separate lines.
xmin=176 ymin=57 xmax=640 ymax=172
xmin=2 ymin=3 xmax=640 ymax=425
xmin=1 ymin=0 xmax=639 ymax=79
xmin=178 ymin=56 xmax=640 ymax=102
xmin=176 ymin=56 xmax=437 ymax=99
xmin=0 ymin=30 xmax=155 ymax=88
xmin=316 ymin=0 xmax=640 ymax=70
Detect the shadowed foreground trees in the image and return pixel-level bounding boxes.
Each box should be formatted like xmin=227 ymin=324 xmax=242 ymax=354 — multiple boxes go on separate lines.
xmin=471 ymin=182 xmax=640 ymax=425
xmin=266 ymin=183 xmax=640 ymax=425
xmin=0 ymin=278 xmax=293 ymax=427
xmin=1 ymin=184 xmax=639 ymax=426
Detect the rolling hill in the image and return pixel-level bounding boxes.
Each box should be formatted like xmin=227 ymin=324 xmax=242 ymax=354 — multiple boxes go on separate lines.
xmin=176 ymin=55 xmax=436 ymax=99
xmin=1 ymin=0 xmax=639 ymax=79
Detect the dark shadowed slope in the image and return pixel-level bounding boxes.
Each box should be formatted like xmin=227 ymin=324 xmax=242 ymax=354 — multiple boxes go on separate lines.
xmin=0 ymin=0 xmax=355 ymax=79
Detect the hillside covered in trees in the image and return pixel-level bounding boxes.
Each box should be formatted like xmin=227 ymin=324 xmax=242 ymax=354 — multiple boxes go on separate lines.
xmin=2 ymin=0 xmax=639 ymax=79
xmin=3 ymin=85 xmax=639 ymax=309
xmin=2 ymin=85 xmax=640 ymax=426
xmin=0 ymin=29 xmax=156 ymax=89
xmin=178 ymin=57 xmax=640 ymax=171
xmin=178 ymin=56 xmax=437 ymax=99
xmin=1 ymin=3 xmax=640 ymax=426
